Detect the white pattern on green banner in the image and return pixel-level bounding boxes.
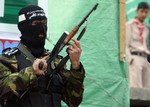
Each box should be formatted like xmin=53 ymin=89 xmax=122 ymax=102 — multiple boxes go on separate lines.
xmin=0 ymin=0 xmax=4 ymax=17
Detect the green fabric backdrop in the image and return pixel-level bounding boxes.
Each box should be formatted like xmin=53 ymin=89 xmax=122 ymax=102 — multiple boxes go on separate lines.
xmin=46 ymin=0 xmax=129 ymax=107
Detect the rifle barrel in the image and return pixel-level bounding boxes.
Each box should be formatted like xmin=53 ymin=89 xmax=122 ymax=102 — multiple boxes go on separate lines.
xmin=64 ymin=3 xmax=99 ymax=44
xmin=78 ymin=3 xmax=99 ymax=27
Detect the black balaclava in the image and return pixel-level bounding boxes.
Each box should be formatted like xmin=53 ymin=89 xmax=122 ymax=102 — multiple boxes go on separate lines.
xmin=18 ymin=5 xmax=47 ymax=58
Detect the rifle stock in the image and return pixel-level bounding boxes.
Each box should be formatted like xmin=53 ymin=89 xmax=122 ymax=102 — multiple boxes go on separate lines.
xmin=64 ymin=26 xmax=79 ymax=44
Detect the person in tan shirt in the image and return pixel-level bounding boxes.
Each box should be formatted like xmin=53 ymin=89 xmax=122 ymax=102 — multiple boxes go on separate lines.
xmin=126 ymin=2 xmax=150 ymax=88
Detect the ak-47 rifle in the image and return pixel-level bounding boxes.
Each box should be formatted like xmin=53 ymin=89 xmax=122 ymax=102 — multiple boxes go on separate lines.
xmin=39 ymin=3 xmax=99 ymax=73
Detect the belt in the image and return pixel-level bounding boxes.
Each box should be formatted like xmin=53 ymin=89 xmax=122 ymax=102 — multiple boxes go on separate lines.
xmin=131 ymin=52 xmax=148 ymax=57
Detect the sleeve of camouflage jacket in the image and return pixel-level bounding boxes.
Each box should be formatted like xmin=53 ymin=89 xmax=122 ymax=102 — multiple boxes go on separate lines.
xmin=0 ymin=56 xmax=38 ymax=99
xmin=62 ymin=63 xmax=85 ymax=107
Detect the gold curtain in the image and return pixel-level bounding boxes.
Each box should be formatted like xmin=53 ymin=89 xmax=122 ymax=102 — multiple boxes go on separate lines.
xmin=119 ymin=0 xmax=126 ymax=61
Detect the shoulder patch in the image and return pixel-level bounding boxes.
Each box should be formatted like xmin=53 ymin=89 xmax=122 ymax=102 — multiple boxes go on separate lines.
xmin=2 ymin=47 xmax=19 ymax=57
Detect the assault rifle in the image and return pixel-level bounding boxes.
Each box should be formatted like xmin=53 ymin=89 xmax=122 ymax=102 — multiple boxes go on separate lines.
xmin=39 ymin=3 xmax=99 ymax=73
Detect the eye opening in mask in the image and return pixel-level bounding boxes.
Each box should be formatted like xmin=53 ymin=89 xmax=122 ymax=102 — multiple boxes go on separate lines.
xmin=31 ymin=19 xmax=47 ymax=26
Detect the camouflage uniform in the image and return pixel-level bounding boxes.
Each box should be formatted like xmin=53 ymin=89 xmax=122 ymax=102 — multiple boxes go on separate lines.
xmin=0 ymin=47 xmax=85 ymax=107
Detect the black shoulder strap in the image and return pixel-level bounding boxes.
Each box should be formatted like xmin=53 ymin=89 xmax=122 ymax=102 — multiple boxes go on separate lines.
xmin=17 ymin=43 xmax=35 ymax=63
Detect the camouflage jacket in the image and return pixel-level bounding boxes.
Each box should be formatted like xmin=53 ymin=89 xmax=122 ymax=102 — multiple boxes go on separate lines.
xmin=0 ymin=47 xmax=85 ymax=107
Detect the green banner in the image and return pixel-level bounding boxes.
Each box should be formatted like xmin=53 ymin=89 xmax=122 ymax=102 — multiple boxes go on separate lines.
xmin=0 ymin=0 xmax=37 ymax=24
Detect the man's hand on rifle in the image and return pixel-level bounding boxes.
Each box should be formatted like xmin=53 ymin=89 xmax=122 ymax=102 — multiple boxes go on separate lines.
xmin=67 ymin=38 xmax=82 ymax=69
xmin=33 ymin=56 xmax=48 ymax=75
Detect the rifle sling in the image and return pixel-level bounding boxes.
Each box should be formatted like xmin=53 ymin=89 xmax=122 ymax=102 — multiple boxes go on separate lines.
xmin=17 ymin=43 xmax=35 ymax=63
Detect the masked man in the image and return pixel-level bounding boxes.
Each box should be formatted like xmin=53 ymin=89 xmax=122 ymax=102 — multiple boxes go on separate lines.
xmin=0 ymin=5 xmax=85 ymax=107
